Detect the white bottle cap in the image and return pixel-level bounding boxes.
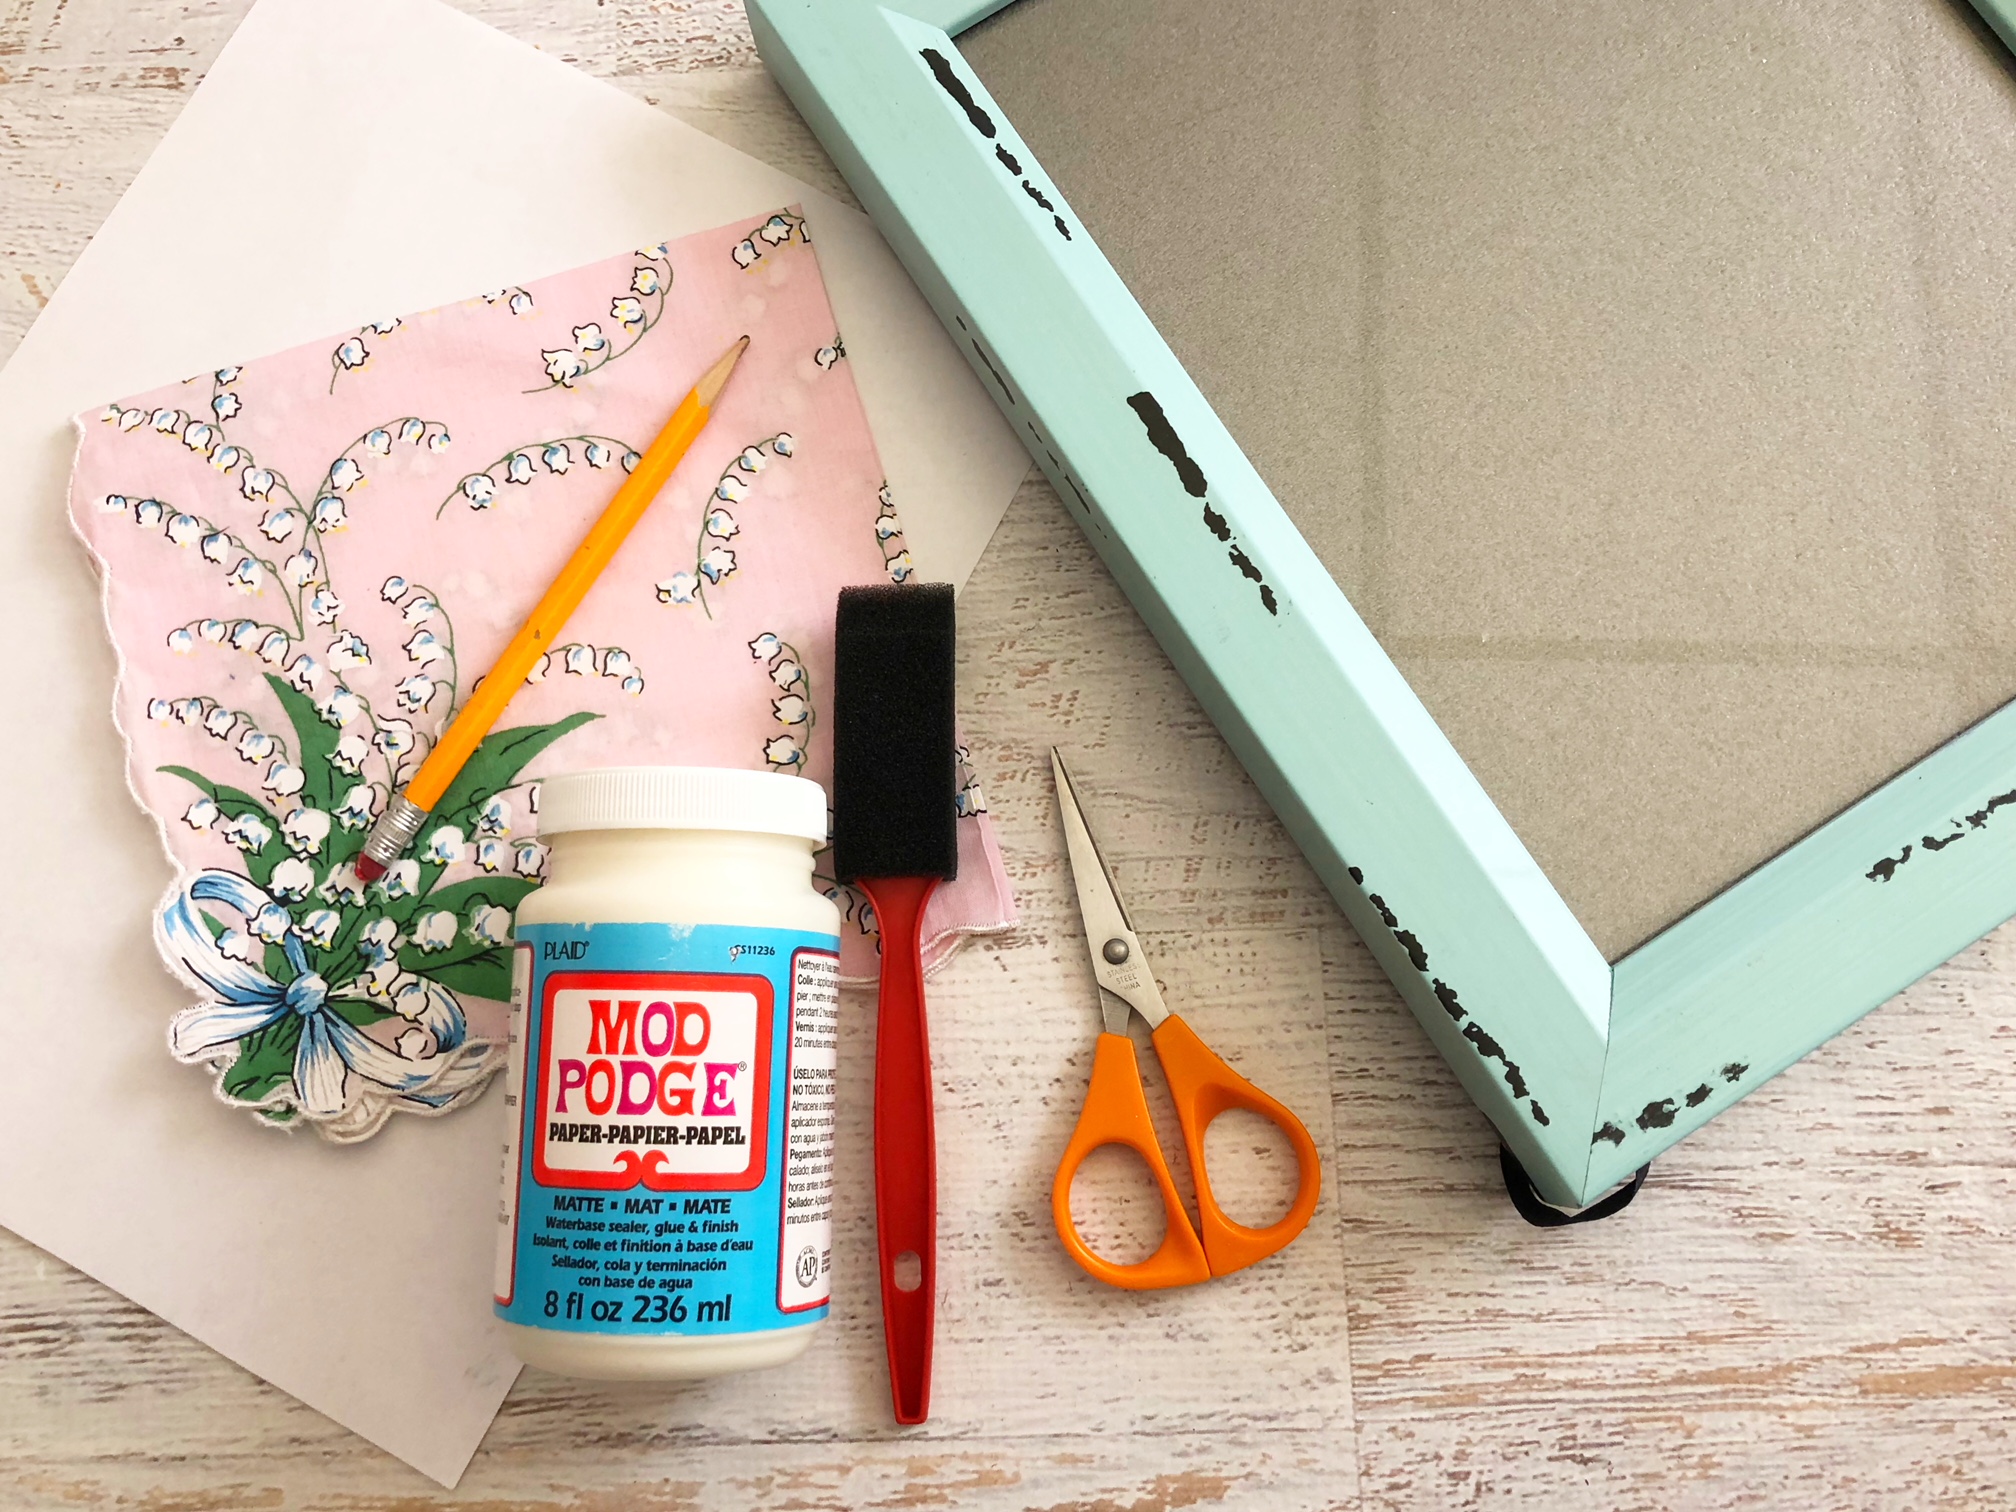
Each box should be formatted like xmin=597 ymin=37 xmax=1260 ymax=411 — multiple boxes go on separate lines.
xmin=537 ymin=766 xmax=829 ymax=844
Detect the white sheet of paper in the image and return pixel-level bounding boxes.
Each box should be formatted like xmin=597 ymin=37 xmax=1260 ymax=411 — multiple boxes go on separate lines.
xmin=0 ymin=0 xmax=1024 ymax=1487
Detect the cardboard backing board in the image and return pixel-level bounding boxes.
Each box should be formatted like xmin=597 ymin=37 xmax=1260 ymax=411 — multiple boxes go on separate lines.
xmin=962 ymin=0 xmax=2016 ymax=960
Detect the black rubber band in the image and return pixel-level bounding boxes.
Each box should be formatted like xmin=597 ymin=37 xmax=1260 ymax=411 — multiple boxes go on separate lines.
xmin=1499 ymin=1144 xmax=1649 ymax=1227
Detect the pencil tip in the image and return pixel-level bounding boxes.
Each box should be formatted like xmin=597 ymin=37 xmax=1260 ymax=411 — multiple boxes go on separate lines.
xmin=696 ymin=334 xmax=752 ymax=406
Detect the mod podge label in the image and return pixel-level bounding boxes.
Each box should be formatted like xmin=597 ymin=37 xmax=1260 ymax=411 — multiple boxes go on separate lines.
xmin=494 ymin=921 xmax=839 ymax=1336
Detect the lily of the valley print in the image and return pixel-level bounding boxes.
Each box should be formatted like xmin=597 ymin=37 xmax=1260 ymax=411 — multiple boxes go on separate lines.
xmin=70 ymin=207 xmax=1015 ymax=1142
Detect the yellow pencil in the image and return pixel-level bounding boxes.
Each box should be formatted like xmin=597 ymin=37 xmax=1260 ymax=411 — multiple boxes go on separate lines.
xmin=355 ymin=334 xmax=751 ymax=881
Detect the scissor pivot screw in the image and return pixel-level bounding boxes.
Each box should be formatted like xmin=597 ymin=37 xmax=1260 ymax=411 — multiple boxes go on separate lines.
xmin=1102 ymin=938 xmax=1130 ymax=965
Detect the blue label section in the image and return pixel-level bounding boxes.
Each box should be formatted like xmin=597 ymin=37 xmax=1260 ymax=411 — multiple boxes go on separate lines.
xmin=494 ymin=921 xmax=840 ymax=1337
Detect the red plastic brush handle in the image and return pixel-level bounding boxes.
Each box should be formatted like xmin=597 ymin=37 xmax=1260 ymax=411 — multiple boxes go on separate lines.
xmin=857 ymin=873 xmax=941 ymax=1426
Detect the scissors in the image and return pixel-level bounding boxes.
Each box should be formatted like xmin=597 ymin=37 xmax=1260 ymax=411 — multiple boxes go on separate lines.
xmin=1049 ymin=749 xmax=1322 ymax=1290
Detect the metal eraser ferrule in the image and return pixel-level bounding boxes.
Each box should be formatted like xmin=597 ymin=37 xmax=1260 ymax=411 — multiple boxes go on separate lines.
xmin=360 ymin=794 xmax=431 ymax=871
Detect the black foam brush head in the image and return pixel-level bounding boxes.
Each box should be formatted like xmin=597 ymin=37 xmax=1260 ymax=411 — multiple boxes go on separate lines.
xmin=831 ymin=583 xmax=959 ymax=884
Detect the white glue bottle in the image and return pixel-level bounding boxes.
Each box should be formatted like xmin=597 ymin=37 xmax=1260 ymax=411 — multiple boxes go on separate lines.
xmin=493 ymin=766 xmax=842 ymax=1379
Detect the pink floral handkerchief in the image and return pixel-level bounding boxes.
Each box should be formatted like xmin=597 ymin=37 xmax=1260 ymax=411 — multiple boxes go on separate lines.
xmin=69 ymin=208 xmax=1015 ymax=1142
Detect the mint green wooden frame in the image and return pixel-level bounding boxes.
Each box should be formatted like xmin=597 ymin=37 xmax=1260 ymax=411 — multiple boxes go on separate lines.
xmin=748 ymin=0 xmax=2016 ymax=1206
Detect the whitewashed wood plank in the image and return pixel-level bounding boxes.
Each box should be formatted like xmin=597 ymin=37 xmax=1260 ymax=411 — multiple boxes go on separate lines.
xmin=1327 ymin=916 xmax=2016 ymax=1510
xmin=0 ymin=1426 xmax=1355 ymax=1510
xmin=16 ymin=0 xmax=2016 ymax=1506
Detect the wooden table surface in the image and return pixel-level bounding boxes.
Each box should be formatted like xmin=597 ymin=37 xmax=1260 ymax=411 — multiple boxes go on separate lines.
xmin=6 ymin=3 xmax=2016 ymax=1508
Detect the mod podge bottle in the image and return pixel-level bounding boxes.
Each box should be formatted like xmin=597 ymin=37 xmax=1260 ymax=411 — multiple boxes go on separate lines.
xmin=493 ymin=766 xmax=842 ymax=1379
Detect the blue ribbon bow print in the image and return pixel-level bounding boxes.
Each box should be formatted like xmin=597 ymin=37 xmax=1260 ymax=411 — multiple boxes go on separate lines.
xmin=161 ymin=869 xmax=476 ymax=1119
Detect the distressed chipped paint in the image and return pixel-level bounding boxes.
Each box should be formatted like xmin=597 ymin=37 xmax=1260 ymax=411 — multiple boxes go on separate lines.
xmin=747 ymin=0 xmax=2016 ymax=1207
xmin=19 ymin=3 xmax=2016 ymax=1505
xmin=750 ymin=0 xmax=1611 ymax=1202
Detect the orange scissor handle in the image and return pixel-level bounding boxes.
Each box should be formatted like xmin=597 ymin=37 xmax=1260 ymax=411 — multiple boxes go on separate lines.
xmin=1151 ymin=1013 xmax=1322 ymax=1278
xmin=1051 ymin=1033 xmax=1213 ymax=1290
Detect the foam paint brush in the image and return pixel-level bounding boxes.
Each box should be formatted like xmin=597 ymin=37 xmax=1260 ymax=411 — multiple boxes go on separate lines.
xmin=831 ymin=582 xmax=958 ymax=1426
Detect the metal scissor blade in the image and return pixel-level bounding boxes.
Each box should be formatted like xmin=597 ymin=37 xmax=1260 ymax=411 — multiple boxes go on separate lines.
xmin=1050 ymin=748 xmax=1170 ymax=1031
